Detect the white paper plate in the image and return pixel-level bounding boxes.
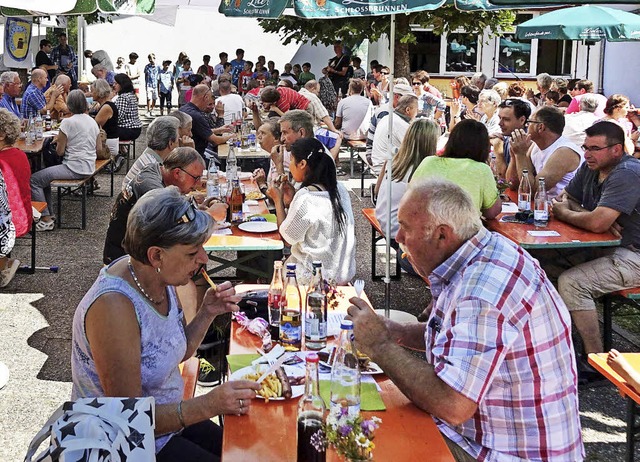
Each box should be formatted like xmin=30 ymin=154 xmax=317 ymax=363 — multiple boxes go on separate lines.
xmin=317 ymin=349 xmax=383 ymax=375
xmin=230 ymin=365 xmax=304 ymax=400
xmin=238 ymin=221 xmax=278 ymax=233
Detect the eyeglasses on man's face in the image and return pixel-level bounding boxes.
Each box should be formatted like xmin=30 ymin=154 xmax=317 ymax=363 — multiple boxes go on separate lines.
xmin=581 ymin=143 xmax=621 ymax=152
xmin=179 ymin=168 xmax=202 ymax=182
xmin=412 ymin=82 xmax=421 ymax=86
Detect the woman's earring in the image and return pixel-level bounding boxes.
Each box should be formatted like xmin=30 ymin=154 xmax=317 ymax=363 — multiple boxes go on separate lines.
xmin=156 ymin=267 xmax=161 ymax=274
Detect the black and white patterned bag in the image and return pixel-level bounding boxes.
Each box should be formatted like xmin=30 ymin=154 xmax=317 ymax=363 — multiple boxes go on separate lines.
xmin=24 ymin=397 xmax=156 ymax=462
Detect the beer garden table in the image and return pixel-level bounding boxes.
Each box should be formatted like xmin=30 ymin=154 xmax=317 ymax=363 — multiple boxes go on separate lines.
xmin=222 ymin=284 xmax=455 ymax=462
xmin=203 ymin=177 xmax=283 ymax=280
xmin=16 ymin=138 xmax=44 ymax=172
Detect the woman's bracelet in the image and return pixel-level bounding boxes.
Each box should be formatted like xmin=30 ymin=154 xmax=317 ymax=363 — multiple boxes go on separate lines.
xmin=177 ymin=400 xmax=186 ymax=428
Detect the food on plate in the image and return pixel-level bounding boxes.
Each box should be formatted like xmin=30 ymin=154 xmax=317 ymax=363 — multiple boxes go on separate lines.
xmin=241 ymin=366 xmax=299 ymax=401
xmin=275 ymin=366 xmax=292 ymax=399
xmin=245 ymin=190 xmax=265 ymax=200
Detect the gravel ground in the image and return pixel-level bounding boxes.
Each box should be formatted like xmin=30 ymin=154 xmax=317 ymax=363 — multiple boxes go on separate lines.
xmin=0 ymin=120 xmax=637 ymax=461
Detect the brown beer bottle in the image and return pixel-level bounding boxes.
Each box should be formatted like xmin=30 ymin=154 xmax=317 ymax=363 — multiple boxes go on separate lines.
xmin=227 ymin=178 xmax=243 ymax=223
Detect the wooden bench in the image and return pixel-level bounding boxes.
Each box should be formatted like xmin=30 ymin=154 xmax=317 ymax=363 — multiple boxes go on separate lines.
xmin=50 ymin=158 xmax=114 ymax=230
xmin=602 ymin=288 xmax=640 ymax=351
xmin=15 ymin=202 xmax=49 ymax=275
xmin=179 ymin=357 xmax=199 ymax=400
xmin=358 ymin=151 xmax=378 ymax=198
xmin=119 ymin=140 xmax=136 ymax=172
xmin=362 ymin=208 xmax=401 ymax=281
xmin=346 ymin=139 xmax=366 ymax=177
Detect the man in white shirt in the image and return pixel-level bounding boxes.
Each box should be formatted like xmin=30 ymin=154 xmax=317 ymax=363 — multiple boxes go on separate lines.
xmin=562 ymin=94 xmax=600 ymax=147
xmin=299 ymin=80 xmax=338 ymax=132
xmin=215 ymin=80 xmax=244 ymax=125
xmin=335 ymin=78 xmax=372 ymax=141
xmin=125 ymin=52 xmax=141 ymax=96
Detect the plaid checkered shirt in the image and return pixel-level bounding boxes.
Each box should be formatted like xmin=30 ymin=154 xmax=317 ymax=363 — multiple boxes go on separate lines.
xmin=20 ymin=83 xmax=46 ymax=119
xmin=426 ymin=227 xmax=584 ymax=461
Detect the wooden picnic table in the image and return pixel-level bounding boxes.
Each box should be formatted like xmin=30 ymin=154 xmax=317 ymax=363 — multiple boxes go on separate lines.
xmin=203 ymin=178 xmax=282 ymax=279
xmin=218 ymin=142 xmax=271 ymax=159
xmin=15 ymin=138 xmax=45 ymax=172
xmin=589 ymin=353 xmax=640 ymax=462
xmin=222 ymin=284 xmax=455 ymax=462
xmin=486 ymin=190 xmax=621 ymax=249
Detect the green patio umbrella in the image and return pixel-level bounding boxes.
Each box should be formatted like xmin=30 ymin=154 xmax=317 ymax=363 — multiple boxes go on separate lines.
xmin=491 ymin=0 xmax=640 ymax=6
xmin=516 ymin=5 xmax=640 ymax=42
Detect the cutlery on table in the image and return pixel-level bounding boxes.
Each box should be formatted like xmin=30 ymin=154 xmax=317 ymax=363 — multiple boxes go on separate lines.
xmin=354 ymin=279 xmax=365 ymax=298
xmin=257 ymin=354 xmax=287 ymax=383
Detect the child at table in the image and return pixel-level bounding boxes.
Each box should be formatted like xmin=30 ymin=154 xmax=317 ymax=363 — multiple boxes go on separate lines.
xmin=608 ymin=349 xmax=640 ymax=392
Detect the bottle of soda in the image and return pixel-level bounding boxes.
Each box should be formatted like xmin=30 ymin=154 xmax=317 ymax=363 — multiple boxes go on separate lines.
xmin=44 ymin=110 xmax=52 ymax=131
xmin=226 ymin=141 xmax=238 ymax=182
xmin=518 ymin=169 xmax=532 ymax=212
xmin=280 ymin=263 xmax=302 ymax=352
xmin=305 ymin=261 xmax=327 ymax=351
xmin=227 ymin=178 xmax=243 ymax=223
xmin=297 ymin=352 xmax=326 ymax=462
xmin=534 ymin=177 xmax=549 ymax=227
xmin=206 ymin=161 xmax=220 ymax=200
xmin=329 ymin=320 xmax=361 ymax=419
xmin=268 ymin=261 xmax=284 ymax=342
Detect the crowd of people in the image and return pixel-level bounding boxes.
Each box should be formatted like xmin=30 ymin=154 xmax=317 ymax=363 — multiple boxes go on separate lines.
xmin=3 ymin=34 xmax=640 ymax=461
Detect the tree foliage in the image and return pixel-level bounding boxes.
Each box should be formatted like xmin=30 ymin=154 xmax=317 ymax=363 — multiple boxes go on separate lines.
xmin=259 ymin=5 xmax=515 ymax=75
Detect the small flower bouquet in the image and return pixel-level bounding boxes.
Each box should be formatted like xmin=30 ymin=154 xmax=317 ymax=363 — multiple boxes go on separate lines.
xmin=324 ymin=408 xmax=382 ymax=461
xmin=496 ymin=177 xmax=512 ymax=194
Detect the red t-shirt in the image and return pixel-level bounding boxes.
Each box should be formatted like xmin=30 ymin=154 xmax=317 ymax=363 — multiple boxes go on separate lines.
xmin=0 ymin=147 xmax=32 ymax=237
xmin=276 ymin=87 xmax=310 ymax=112
xmin=239 ymin=71 xmax=254 ymax=94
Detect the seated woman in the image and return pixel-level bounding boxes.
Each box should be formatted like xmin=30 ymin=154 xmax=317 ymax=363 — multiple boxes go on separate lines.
xmin=252 ymin=117 xmax=282 ymax=193
xmin=114 ymin=73 xmax=142 ymax=169
xmin=91 ymin=78 xmax=119 ymax=155
xmin=477 ymin=89 xmax=502 ymax=137
xmin=601 ymin=94 xmax=639 ymax=154
xmin=0 ymin=170 xmax=19 ymax=287
xmin=30 ymin=90 xmax=102 ymax=231
xmin=0 ymin=108 xmax=31 ymax=239
xmin=72 ymin=187 xmax=260 ymax=461
xmin=374 ymin=119 xmax=439 ymax=275
xmin=268 ymin=138 xmax=356 ymax=284
xmin=168 ymin=110 xmax=195 ymax=148
xmin=411 ymin=119 xmax=502 ymax=220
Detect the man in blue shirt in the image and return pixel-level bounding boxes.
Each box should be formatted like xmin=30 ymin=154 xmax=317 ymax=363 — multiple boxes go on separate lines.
xmin=0 ymin=71 xmax=22 ymax=118
xmin=21 ymin=69 xmax=62 ymax=119
xmin=229 ymin=48 xmax=245 ymax=87
xmin=51 ymin=32 xmax=77 ymax=89
xmin=144 ymin=53 xmax=161 ymax=117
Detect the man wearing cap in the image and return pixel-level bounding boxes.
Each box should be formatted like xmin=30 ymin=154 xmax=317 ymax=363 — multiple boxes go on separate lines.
xmin=365 ymin=82 xmax=416 ymax=167
xmin=84 ymin=49 xmax=114 ymax=71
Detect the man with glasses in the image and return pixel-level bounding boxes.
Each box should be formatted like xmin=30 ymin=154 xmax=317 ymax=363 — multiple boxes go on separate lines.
xmin=551 ymin=121 xmax=640 ymax=382
xmin=506 ymin=106 xmax=582 ymax=199
xmin=565 ymin=79 xmax=608 ymax=117
xmin=0 ymin=72 xmax=23 ymax=118
xmin=412 ymin=71 xmax=446 ymax=121
xmin=490 ymin=98 xmax=531 ymax=178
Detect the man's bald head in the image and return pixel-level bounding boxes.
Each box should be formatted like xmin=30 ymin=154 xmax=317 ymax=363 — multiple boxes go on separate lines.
xmin=53 ymin=74 xmax=71 ymax=92
xmin=31 ymin=69 xmax=48 ymax=89
xmin=191 ymin=84 xmax=213 ymax=111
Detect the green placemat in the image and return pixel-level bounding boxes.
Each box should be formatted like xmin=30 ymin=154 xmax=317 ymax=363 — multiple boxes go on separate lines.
xmin=247 ymin=213 xmax=277 ymax=223
xmin=227 ymin=354 xmax=260 ymax=373
xmin=319 ymin=381 xmax=386 ymax=411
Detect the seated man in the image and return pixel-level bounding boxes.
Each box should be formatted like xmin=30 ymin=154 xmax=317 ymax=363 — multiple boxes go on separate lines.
xmin=348 ymin=178 xmax=584 ymax=461
xmin=490 ymin=98 xmax=531 ymax=178
xmin=215 ymin=79 xmax=244 ymax=125
xmin=180 ymin=84 xmax=235 ymax=159
xmin=335 ymin=78 xmax=372 ymax=141
xmin=562 ymin=94 xmax=600 ymax=147
xmin=506 ymin=106 xmax=582 ymax=199
xmin=20 ymin=69 xmax=62 ymax=119
xmin=552 ymin=122 xmax=640 ymax=375
xmin=299 ymin=80 xmax=338 ymax=133
xmin=565 ymin=79 xmax=608 ymax=117
xmin=91 ymin=64 xmax=115 ymax=86
xmin=44 ymin=74 xmax=71 ymax=121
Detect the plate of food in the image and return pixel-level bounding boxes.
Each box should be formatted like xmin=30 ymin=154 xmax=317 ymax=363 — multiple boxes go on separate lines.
xmin=245 ymin=190 xmax=266 ymax=201
xmin=316 ymin=351 xmax=383 ymax=375
xmin=230 ymin=364 xmax=305 ymax=401
xmin=238 ymin=221 xmax=278 ymax=233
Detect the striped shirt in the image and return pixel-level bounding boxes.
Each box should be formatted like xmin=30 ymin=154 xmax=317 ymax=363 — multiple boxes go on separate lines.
xmin=275 ymin=87 xmax=309 ymax=113
xmin=426 ymin=228 xmax=584 ymax=462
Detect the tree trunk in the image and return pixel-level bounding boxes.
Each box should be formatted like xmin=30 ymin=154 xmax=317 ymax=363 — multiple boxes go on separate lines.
xmin=393 ymin=14 xmax=411 ymax=80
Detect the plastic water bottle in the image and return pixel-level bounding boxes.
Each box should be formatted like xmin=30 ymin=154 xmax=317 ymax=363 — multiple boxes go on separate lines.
xmin=268 ymin=260 xmax=284 ymax=342
xmin=489 ymin=150 xmax=498 ymax=178
xmin=25 ymin=115 xmax=35 ymax=146
xmin=330 ymin=320 xmax=361 ymax=419
xmin=226 ymin=141 xmax=238 ymax=182
xmin=280 ymin=263 xmax=302 ymax=352
xmin=534 ymin=177 xmax=549 ymax=227
xmin=206 ymin=162 xmax=220 ymax=199
xmin=518 ymin=169 xmax=532 ymax=212
xmin=305 ymin=261 xmax=327 ymax=351
xmin=34 ymin=113 xmax=43 ymax=140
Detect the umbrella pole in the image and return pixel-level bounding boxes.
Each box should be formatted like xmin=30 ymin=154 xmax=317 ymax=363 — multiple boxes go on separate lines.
xmin=586 ymin=42 xmax=591 ymax=80
xmin=384 ymin=14 xmax=396 ymax=318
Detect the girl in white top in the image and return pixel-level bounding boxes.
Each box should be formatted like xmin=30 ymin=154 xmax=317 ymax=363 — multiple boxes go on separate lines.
xmin=269 ymin=137 xmax=356 ymax=285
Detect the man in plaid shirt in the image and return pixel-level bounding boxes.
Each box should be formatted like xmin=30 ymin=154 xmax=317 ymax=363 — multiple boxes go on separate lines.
xmin=348 ymin=179 xmax=583 ymax=462
xmin=21 ymin=69 xmax=61 ymax=119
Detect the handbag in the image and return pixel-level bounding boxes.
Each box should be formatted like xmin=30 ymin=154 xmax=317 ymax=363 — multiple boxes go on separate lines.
xmin=24 ymin=396 xmax=156 ymax=462
xmin=97 ymin=129 xmax=112 ymax=161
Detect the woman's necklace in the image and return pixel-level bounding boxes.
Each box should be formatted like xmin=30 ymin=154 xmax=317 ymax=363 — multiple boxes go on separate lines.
xmin=127 ymin=259 xmax=165 ymax=305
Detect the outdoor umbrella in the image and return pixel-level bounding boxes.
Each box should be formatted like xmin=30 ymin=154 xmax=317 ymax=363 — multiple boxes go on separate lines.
xmin=516 ymin=5 xmax=640 ymax=77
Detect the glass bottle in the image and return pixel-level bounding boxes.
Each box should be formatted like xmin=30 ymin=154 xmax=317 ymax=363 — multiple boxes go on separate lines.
xmin=297 ymin=353 xmax=326 ymax=462
xmin=280 ymin=263 xmax=302 ymax=351
xmin=44 ymin=110 xmax=52 ymax=131
xmin=226 ymin=141 xmax=238 ymax=182
xmin=305 ymin=261 xmax=327 ymax=351
xmin=329 ymin=320 xmax=361 ymax=419
xmin=489 ymin=151 xmax=498 ymax=178
xmin=25 ymin=114 xmax=35 ymax=146
xmin=35 ymin=112 xmax=43 ymax=140
xmin=268 ymin=261 xmax=284 ymax=342
xmin=517 ymin=169 xmax=532 ymax=212
xmin=206 ymin=161 xmax=220 ymax=200
xmin=227 ymin=178 xmax=243 ymax=223
xmin=534 ymin=177 xmax=549 ymax=227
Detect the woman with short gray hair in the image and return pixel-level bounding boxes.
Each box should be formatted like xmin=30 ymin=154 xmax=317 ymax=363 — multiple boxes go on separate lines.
xmin=91 ymin=78 xmax=119 ymax=155
xmin=168 ymin=110 xmax=195 ymax=148
xmin=30 ymin=89 xmax=103 ymax=230
xmin=72 ymin=187 xmax=260 ymax=460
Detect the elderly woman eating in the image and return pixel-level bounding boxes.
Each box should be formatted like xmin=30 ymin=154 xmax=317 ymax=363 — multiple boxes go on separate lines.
xmin=72 ymin=187 xmax=260 ymax=461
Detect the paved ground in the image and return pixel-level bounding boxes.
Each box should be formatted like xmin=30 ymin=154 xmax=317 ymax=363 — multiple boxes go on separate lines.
xmin=0 ymin=120 xmax=638 ymax=461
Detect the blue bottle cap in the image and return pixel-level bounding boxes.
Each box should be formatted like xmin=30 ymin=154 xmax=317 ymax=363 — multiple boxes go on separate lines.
xmin=286 ymin=263 xmax=296 ymax=270
xmin=340 ymin=320 xmax=353 ymax=330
